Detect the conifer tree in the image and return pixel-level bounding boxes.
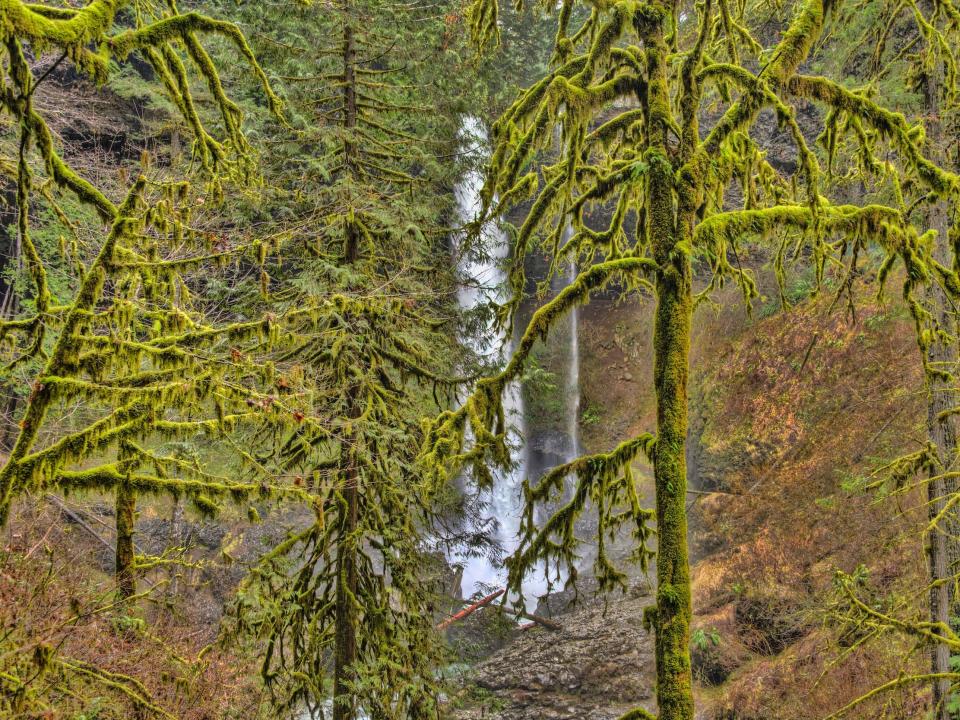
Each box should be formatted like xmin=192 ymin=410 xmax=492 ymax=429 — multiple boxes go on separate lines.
xmin=911 ymin=7 xmax=960 ymax=714
xmin=424 ymin=1 xmax=960 ymax=718
xmin=227 ymin=2 xmax=468 ymax=718
xmin=0 ymin=0 xmax=292 ymax=581
xmin=0 ymin=0 xmax=302 ymax=710
xmin=817 ymin=1 xmax=960 ymax=714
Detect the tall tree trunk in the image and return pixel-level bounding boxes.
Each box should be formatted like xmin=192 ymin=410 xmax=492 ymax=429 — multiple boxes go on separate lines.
xmin=647 ymin=9 xmax=695 ymax=718
xmin=333 ymin=7 xmax=360 ymax=717
xmin=333 ymin=465 xmax=359 ymax=720
xmin=922 ymin=59 xmax=960 ymax=719
xmin=928 ymin=351 xmax=957 ymax=719
xmin=115 ymin=483 xmax=137 ymax=601
xmin=342 ymin=0 xmax=358 ymax=265
xmin=651 ymin=264 xmax=694 ymax=720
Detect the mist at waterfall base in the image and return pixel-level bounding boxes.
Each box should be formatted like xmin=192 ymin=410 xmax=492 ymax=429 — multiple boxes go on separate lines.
xmin=452 ymin=118 xmax=580 ymax=606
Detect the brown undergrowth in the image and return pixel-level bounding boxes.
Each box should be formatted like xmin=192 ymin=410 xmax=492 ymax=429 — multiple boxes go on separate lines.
xmin=691 ymin=279 xmax=929 ymax=718
xmin=0 ymin=500 xmax=267 ymax=719
xmin=579 ymin=266 xmax=932 ymax=718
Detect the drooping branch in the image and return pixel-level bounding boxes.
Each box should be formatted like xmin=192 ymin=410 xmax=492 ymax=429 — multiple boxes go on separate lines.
xmin=506 ymin=433 xmax=657 ymax=604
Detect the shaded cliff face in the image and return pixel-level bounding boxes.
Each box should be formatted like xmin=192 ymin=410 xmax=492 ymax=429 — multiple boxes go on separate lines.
xmin=453 ymin=264 xmax=930 ymax=720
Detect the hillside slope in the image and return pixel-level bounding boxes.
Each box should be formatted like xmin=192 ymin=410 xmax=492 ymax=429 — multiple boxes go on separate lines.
xmin=456 ymin=267 xmax=932 ymax=720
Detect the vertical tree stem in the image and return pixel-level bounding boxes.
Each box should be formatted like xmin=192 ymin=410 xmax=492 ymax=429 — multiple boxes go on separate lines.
xmin=115 ymin=483 xmax=137 ymax=602
xmin=647 ymin=5 xmax=694 ymax=718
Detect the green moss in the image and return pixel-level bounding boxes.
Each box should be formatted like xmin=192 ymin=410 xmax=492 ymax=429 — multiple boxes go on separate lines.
xmin=429 ymin=2 xmax=960 ymax=719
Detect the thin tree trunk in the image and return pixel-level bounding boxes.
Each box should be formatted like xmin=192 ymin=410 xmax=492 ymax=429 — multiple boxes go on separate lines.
xmin=929 ymin=371 xmax=956 ymax=719
xmin=333 ymin=7 xmax=360 ymax=717
xmin=333 ymin=466 xmax=359 ymax=720
xmin=115 ymin=483 xmax=136 ymax=601
xmin=922 ymin=58 xmax=959 ymax=719
xmin=342 ymin=0 xmax=358 ymax=265
xmin=0 ymin=186 xmax=21 ymax=451
xmin=436 ymin=588 xmax=505 ymax=629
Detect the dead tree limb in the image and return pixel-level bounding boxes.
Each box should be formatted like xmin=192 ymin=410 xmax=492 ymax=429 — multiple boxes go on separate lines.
xmin=437 ymin=588 xmax=505 ymax=630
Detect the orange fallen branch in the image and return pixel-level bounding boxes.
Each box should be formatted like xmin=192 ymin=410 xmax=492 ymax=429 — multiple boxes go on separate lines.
xmin=436 ymin=588 xmax=505 ymax=630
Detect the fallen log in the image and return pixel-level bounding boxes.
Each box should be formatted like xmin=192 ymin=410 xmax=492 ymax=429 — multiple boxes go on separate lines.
xmin=436 ymin=588 xmax=505 ymax=630
xmin=515 ymin=610 xmax=562 ymax=632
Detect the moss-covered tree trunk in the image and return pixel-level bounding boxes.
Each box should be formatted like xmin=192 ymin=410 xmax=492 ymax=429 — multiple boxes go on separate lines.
xmin=115 ymin=483 xmax=136 ymax=601
xmin=333 ymin=466 xmax=359 ymax=720
xmin=647 ymin=7 xmax=695 ymax=718
xmin=651 ymin=259 xmax=694 ymax=720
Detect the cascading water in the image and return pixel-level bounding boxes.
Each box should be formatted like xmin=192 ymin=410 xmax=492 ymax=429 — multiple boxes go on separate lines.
xmin=452 ymin=118 xmax=581 ymax=603
xmin=558 ymin=126 xmax=581 ymax=467
xmin=564 ymin=259 xmax=581 ymax=464
xmin=452 ymin=116 xmax=529 ymax=599
xmin=567 ymin=283 xmax=580 ymax=461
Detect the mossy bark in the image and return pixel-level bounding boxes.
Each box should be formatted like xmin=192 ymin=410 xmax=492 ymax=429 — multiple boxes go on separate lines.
xmin=651 ymin=267 xmax=694 ymax=720
xmin=115 ymin=483 xmax=136 ymax=601
xmin=921 ymin=55 xmax=960 ymax=720
xmin=333 ymin=467 xmax=359 ymax=720
xmin=647 ymin=7 xmax=694 ymax=719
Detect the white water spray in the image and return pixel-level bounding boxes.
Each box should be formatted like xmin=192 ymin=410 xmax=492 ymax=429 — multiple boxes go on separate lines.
xmin=452 ymin=118 xmax=581 ymax=604
xmin=565 ymin=260 xmax=581 ymax=463
xmin=452 ymin=117 xmax=530 ymax=599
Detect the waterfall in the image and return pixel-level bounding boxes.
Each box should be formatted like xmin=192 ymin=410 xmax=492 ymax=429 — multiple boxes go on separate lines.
xmin=565 ymin=260 xmax=581 ymax=463
xmin=452 ymin=118 xmax=580 ymax=603
xmin=453 ymin=116 xmax=529 ymax=599
xmin=556 ymin=123 xmax=580 ymax=466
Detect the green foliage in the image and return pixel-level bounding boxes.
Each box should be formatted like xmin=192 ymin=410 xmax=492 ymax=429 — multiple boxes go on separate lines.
xmin=580 ymin=402 xmax=602 ymax=426
xmin=437 ymin=0 xmax=960 ymax=717
xmin=521 ymin=351 xmax=563 ymax=426
xmin=0 ymin=0 xmax=299 ymax=714
xmin=214 ymin=2 xmax=479 ymax=718
xmin=691 ymin=627 xmax=720 ymax=651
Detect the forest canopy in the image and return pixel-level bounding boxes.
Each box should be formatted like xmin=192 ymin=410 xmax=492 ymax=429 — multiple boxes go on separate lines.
xmin=1 ymin=0 xmax=960 ymax=719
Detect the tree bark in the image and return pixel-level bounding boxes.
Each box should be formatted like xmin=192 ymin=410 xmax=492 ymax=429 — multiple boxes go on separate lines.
xmin=333 ymin=465 xmax=359 ymax=720
xmin=650 ymin=242 xmax=695 ymax=720
xmin=647 ymin=9 xmax=695 ymax=718
xmin=922 ymin=58 xmax=960 ymax=720
xmin=115 ymin=483 xmax=137 ymax=602
xmin=436 ymin=588 xmax=506 ymax=630
xmin=928 ymin=366 xmax=957 ymax=719
xmin=0 ymin=185 xmax=21 ymax=451
xmin=342 ymin=0 xmax=359 ymax=265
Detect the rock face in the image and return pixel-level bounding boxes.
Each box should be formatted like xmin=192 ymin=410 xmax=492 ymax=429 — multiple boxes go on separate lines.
xmin=456 ymin=591 xmax=657 ymax=720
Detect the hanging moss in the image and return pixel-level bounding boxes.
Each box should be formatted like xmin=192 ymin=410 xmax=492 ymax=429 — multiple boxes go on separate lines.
xmin=444 ymin=1 xmax=960 ymax=718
